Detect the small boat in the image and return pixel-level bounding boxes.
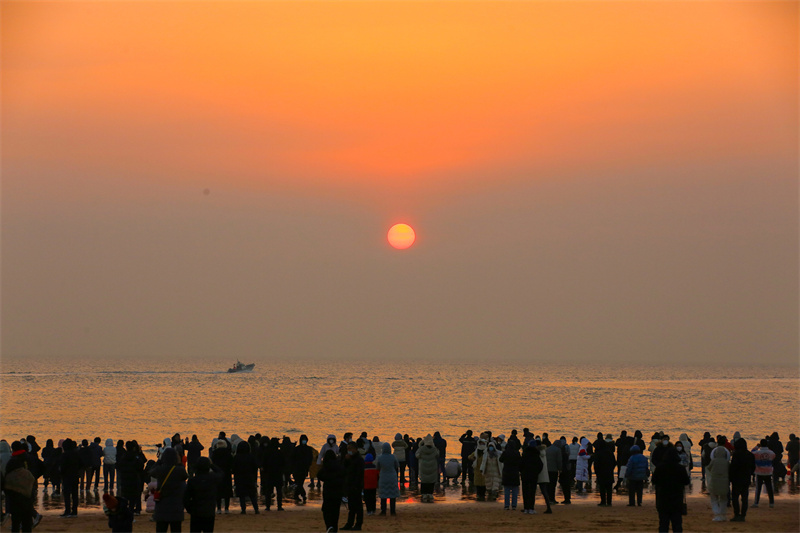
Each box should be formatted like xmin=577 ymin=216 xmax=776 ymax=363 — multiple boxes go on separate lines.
xmin=227 ymin=360 xmax=255 ymax=373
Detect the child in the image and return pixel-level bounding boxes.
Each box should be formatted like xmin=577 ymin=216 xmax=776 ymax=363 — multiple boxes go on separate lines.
xmin=103 ymin=493 xmax=134 ymax=533
xmin=363 ymin=454 xmax=378 ymax=515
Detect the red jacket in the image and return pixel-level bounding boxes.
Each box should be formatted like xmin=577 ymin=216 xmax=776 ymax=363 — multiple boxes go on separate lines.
xmin=364 ymin=463 xmax=378 ymax=490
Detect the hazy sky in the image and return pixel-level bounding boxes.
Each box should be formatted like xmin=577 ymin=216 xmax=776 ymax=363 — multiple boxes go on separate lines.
xmin=2 ymin=1 xmax=797 ymax=364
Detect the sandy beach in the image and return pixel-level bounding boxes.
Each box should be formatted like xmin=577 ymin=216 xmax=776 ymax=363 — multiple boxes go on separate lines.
xmin=30 ymin=496 xmax=800 ymax=532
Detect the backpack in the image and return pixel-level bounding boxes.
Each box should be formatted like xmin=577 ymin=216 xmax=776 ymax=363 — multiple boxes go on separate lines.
xmin=4 ymin=467 xmax=35 ymax=496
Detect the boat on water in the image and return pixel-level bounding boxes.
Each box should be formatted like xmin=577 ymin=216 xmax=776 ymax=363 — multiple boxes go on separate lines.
xmin=227 ymin=360 xmax=255 ymax=373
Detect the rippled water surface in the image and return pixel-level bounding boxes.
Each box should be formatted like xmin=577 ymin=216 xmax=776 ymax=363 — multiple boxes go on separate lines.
xmin=2 ymin=359 xmax=798 ymax=456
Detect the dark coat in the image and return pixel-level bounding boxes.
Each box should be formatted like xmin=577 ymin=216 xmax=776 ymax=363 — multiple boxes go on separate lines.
xmin=79 ymin=445 xmax=94 ymax=469
xmin=231 ymin=443 xmax=258 ymax=487
xmin=261 ymin=443 xmax=286 ymax=483
xmin=317 ymin=457 xmax=345 ymax=502
xmin=149 ymin=451 xmax=188 ymax=523
xmin=652 ymin=449 xmax=690 ymax=514
xmin=210 ymin=446 xmax=233 ymax=498
xmin=60 ymin=448 xmax=83 ymax=480
xmin=344 ymin=453 xmax=365 ymax=495
xmin=292 ymin=444 xmax=314 ymax=478
xmin=184 ymin=470 xmax=220 ymax=518
xmin=107 ymin=496 xmax=134 ymax=532
xmin=519 ymin=446 xmax=543 ymax=483
xmin=729 ymin=441 xmax=756 ymax=488
xmin=460 ymin=435 xmax=477 ymax=458
xmin=186 ymin=441 xmax=204 ymax=465
xmin=593 ymin=445 xmax=616 ymax=484
xmin=499 ymin=447 xmax=521 ymax=486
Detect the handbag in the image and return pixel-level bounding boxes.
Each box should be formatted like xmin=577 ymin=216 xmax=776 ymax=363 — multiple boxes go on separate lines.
xmin=153 ymin=466 xmax=175 ymax=503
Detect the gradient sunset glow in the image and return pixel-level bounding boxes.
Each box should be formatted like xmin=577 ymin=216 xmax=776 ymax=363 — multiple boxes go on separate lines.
xmin=2 ymin=1 xmax=797 ymax=365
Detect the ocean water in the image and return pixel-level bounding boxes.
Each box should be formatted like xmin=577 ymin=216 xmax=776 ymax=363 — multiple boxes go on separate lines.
xmin=2 ymin=359 xmax=798 ymax=456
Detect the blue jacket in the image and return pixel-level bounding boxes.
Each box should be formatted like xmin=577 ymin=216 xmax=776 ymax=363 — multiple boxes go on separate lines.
xmin=625 ymin=448 xmax=649 ymax=480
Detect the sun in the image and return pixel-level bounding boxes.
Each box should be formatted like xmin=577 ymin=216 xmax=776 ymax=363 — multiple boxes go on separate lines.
xmin=387 ymin=223 xmax=416 ymax=250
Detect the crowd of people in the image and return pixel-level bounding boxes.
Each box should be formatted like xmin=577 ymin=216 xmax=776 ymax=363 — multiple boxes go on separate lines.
xmin=0 ymin=429 xmax=797 ymax=533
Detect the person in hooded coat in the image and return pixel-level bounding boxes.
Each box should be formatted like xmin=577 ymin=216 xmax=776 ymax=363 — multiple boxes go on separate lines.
xmin=652 ymin=448 xmax=690 ymax=533
xmin=481 ymin=441 xmax=503 ymax=501
xmin=467 ymin=438 xmax=488 ymax=501
xmin=183 ymin=457 xmax=220 ymax=533
xmin=728 ymin=437 xmax=755 ymax=522
xmin=209 ymin=439 xmax=232 ymax=513
xmin=593 ymin=440 xmax=616 ymax=507
xmin=376 ymin=442 xmax=400 ymax=514
xmin=148 ymin=447 xmax=188 ymax=533
xmin=292 ymin=435 xmax=313 ymax=504
xmin=519 ymin=438 xmax=543 ymax=514
xmin=261 ymin=438 xmax=285 ymax=511
xmin=624 ymin=445 xmax=649 ymax=506
xmin=391 ymin=433 xmax=408 ymax=485
xmin=102 ymin=438 xmax=117 ymax=491
xmin=432 ymin=432 xmax=447 ymax=484
xmin=317 ymin=450 xmax=344 ymax=533
xmin=232 ymin=441 xmax=259 ymax=514
xmin=318 ymin=435 xmax=339 ymax=465
xmin=675 ymin=440 xmax=692 ymax=478
xmin=416 ymin=435 xmax=439 ymax=502
xmin=499 ymin=442 xmax=521 ymax=510
xmin=706 ymin=446 xmax=730 ymax=522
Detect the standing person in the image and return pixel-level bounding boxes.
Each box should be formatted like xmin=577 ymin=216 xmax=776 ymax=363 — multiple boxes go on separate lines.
xmin=59 ymin=439 xmax=82 ymax=518
xmin=729 ymin=437 xmax=756 ymax=522
xmin=231 ymin=441 xmax=259 ymax=514
xmin=468 ymin=437 xmax=487 ymax=501
xmin=261 ymin=438 xmax=285 ymax=511
xmin=499 ymin=442 xmax=521 ymax=511
xmin=535 ymin=440 xmax=553 ymax=514
xmin=614 ymin=431 xmax=632 ymax=490
xmin=89 ymin=438 xmax=103 ymax=491
xmin=102 ymin=439 xmax=117 ymax=492
xmin=675 ymin=441 xmax=692 ymax=478
xmin=768 ymin=432 xmax=785 ymax=483
xmin=308 ymin=444 xmax=321 ymax=489
xmin=78 ymin=439 xmax=93 ymax=491
xmin=318 ymin=435 xmax=339 ymax=465
xmin=363 ymin=454 xmax=378 ymax=516
xmin=752 ymin=439 xmax=776 ymax=508
xmin=557 ymin=439 xmax=572 ymax=504
xmin=292 ymin=435 xmax=313 ymax=504
xmin=706 ymin=446 xmax=730 ymax=521
xmin=317 ymin=450 xmax=344 ymax=533
xmin=376 ymin=442 xmax=400 ymax=514
xmin=544 ymin=441 xmax=561 ymax=504
xmin=39 ymin=439 xmax=56 ymax=492
xmin=416 ymin=435 xmax=439 ymax=502
xmin=575 ymin=448 xmax=590 ymax=493
xmin=698 ymin=432 xmax=713 ymax=480
xmin=459 ymin=430 xmax=477 ymax=485
xmin=433 ymin=432 xmax=447 ymax=484
xmin=624 ymin=445 xmax=649 ymax=506
xmin=568 ymin=437 xmax=580 ymax=483
xmin=481 ymin=441 xmax=503 ymax=502
xmin=652 ymin=448 xmax=690 ymax=533
xmin=209 ymin=440 xmax=232 ymax=514
xmin=593 ymin=440 xmax=616 ymax=507
xmin=183 ymin=457 xmax=219 ymax=533
xmin=4 ymin=440 xmax=36 ymax=532
xmin=341 ymin=443 xmax=364 ymax=530
xmin=520 ymin=438 xmax=543 ymax=514
xmin=406 ymin=437 xmax=419 ymax=488
xmin=148 ymin=447 xmax=188 ymax=533
xmin=185 ymin=436 xmax=204 ymax=478
xmin=391 ymin=434 xmax=408 ymax=485
xmin=786 ymin=434 xmax=799 ymax=484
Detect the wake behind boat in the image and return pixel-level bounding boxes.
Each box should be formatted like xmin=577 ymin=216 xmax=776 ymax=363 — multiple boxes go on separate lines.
xmin=227 ymin=360 xmax=255 ymax=373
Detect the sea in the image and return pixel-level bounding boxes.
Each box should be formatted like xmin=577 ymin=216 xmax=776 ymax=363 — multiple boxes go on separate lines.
xmin=2 ymin=359 xmax=798 ymax=457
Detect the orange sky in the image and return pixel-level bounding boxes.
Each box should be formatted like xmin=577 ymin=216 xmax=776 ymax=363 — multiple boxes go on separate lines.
xmin=3 ymin=0 xmax=797 ymax=207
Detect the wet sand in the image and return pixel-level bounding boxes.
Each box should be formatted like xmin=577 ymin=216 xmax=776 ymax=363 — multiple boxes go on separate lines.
xmin=31 ymin=494 xmax=800 ymax=532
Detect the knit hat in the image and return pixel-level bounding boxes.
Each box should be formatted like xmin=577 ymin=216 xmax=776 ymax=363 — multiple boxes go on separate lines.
xmin=365 ymin=453 xmax=374 ymax=462
xmin=103 ymin=493 xmax=118 ymax=510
